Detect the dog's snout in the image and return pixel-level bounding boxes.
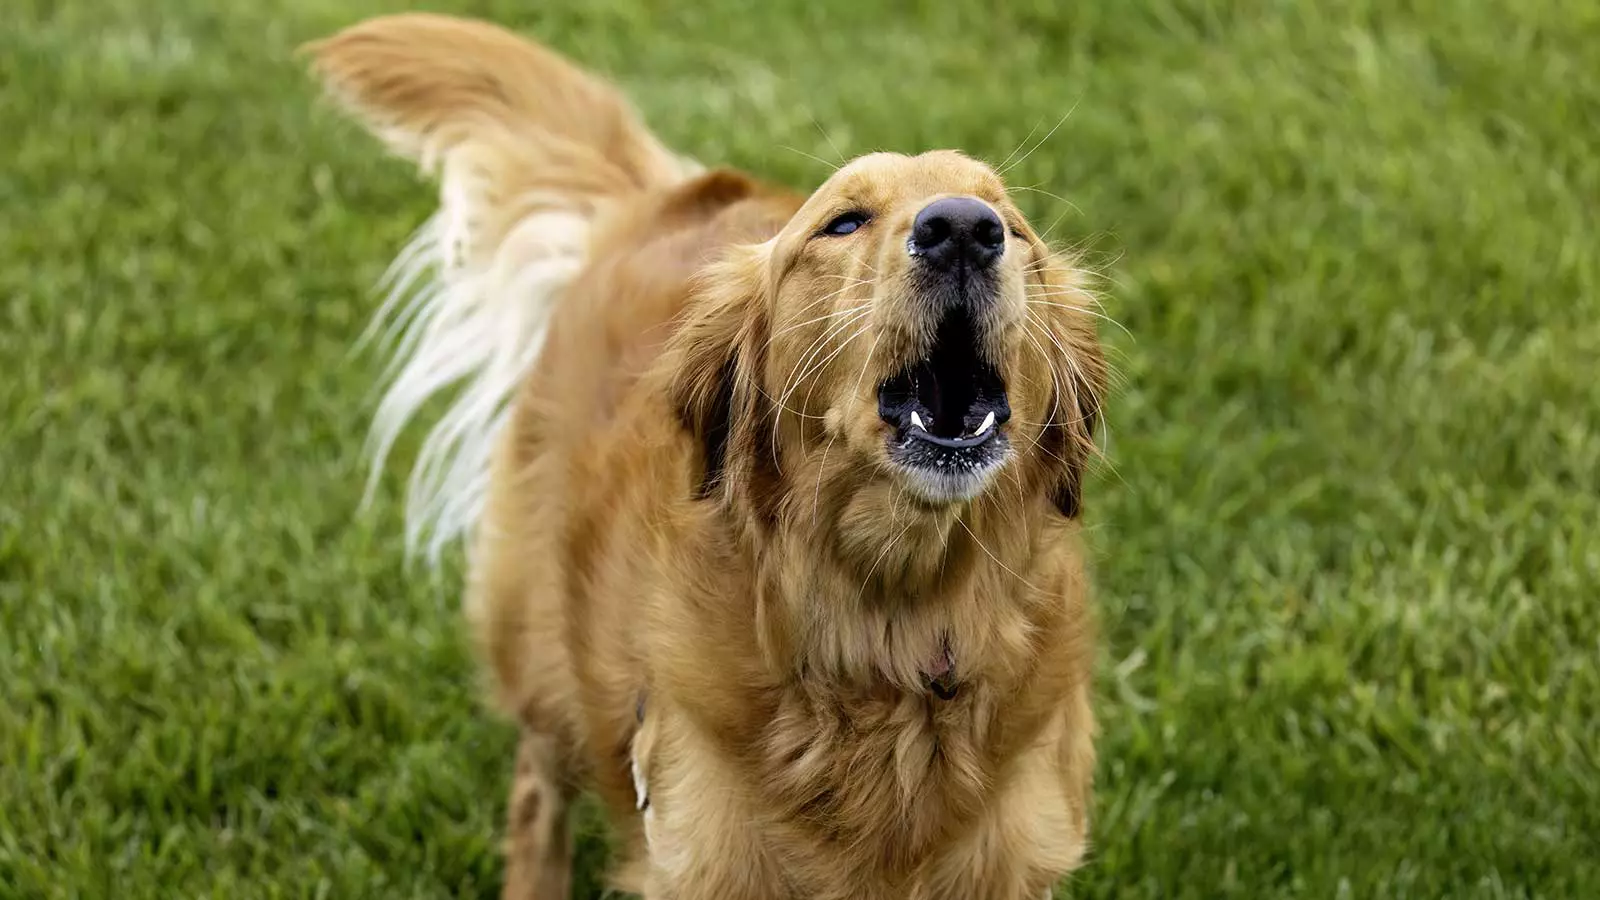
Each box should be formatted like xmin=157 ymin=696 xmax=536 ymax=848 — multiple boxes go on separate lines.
xmin=909 ymin=197 xmax=1005 ymax=272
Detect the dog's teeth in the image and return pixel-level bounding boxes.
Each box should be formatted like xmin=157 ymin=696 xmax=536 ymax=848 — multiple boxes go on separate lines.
xmin=911 ymin=411 xmax=926 ymax=431
xmin=974 ymin=411 xmax=995 ymax=436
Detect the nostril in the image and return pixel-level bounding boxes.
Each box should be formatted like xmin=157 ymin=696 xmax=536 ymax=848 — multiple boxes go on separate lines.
xmin=972 ymin=217 xmax=1004 ymax=250
xmin=912 ymin=215 xmax=952 ymax=251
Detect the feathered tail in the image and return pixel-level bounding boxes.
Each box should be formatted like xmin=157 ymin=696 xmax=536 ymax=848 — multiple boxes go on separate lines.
xmin=304 ymin=14 xmax=698 ymax=561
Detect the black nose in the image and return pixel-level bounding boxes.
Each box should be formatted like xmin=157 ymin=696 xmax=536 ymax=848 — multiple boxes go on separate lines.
xmin=909 ymin=197 xmax=1005 ymax=272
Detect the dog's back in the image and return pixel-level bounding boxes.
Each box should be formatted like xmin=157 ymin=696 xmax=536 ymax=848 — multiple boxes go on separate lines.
xmin=309 ymin=16 xmax=802 ymax=894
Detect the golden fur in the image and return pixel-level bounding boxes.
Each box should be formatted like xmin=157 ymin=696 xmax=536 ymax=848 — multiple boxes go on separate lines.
xmin=306 ymin=14 xmax=1109 ymax=900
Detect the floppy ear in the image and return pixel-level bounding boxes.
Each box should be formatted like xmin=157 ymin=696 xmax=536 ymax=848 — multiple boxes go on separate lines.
xmin=1047 ymin=361 xmax=1104 ymax=519
xmin=668 ymin=243 xmax=777 ymax=508
xmin=1033 ymin=261 xmax=1110 ymax=519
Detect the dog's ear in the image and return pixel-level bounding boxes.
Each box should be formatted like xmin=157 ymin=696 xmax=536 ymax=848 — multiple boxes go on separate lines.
xmin=1032 ymin=261 xmax=1110 ymax=520
xmin=1047 ymin=365 xmax=1103 ymax=518
xmin=668 ymin=243 xmax=774 ymax=503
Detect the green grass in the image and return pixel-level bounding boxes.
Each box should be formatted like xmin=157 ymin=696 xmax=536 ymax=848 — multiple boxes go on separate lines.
xmin=3 ymin=0 xmax=1597 ymax=896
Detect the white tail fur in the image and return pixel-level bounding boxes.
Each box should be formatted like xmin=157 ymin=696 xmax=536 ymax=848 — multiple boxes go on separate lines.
xmin=306 ymin=14 xmax=699 ymax=563
xmin=358 ymin=165 xmax=591 ymax=563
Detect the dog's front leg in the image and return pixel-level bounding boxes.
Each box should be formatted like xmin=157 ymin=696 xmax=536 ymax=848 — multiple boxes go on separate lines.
xmin=913 ymin=713 xmax=1092 ymax=900
xmin=633 ymin=712 xmax=789 ymax=900
xmin=502 ymin=730 xmax=573 ymax=900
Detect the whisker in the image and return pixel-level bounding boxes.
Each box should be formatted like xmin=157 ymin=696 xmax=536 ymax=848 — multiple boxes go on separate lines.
xmin=993 ymin=116 xmax=1046 ymax=173
xmin=1026 ymin=299 xmax=1134 ymax=340
xmin=769 ymin=279 xmax=873 ymax=332
xmin=799 ymin=323 xmax=870 ymax=411
xmin=752 ymin=384 xmax=829 ymax=420
xmin=1007 ymin=454 xmax=1026 ymax=508
xmin=811 ymin=115 xmax=848 ymax=165
xmin=1026 ymin=314 xmax=1122 ymax=481
xmin=759 ymin=307 xmax=873 ymax=434
xmin=776 ymin=308 xmax=873 ymax=412
xmin=778 ymin=305 xmax=871 ymax=389
xmin=997 ymin=98 xmax=1081 ymax=177
xmin=1037 ymin=205 xmax=1077 ymax=244
xmin=815 ymin=331 xmax=884 ymax=519
xmin=769 ymin=302 xmax=873 ymax=339
xmin=1006 ymin=184 xmax=1083 ymax=218
xmin=1026 ymin=312 xmax=1095 ymax=421
xmin=1009 ymin=326 xmax=1071 ymax=461
xmin=784 ymin=319 xmax=872 ymax=413
xmin=856 ymin=484 xmax=913 ymax=606
xmin=1026 ymin=315 xmax=1101 ymax=442
xmin=1021 ymin=239 xmax=1101 ymax=274
xmin=955 ymin=515 xmax=1039 ymax=593
xmin=781 ymin=145 xmax=841 ymax=172
xmin=1012 ymin=324 xmax=1078 ymax=471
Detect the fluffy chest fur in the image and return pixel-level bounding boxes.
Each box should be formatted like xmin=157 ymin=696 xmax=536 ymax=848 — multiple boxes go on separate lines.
xmin=627 ymin=498 xmax=1092 ymax=894
xmin=756 ymin=681 xmax=999 ymax=865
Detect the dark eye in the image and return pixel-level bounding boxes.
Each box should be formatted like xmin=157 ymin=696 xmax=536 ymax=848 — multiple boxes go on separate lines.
xmin=820 ymin=211 xmax=870 ymax=236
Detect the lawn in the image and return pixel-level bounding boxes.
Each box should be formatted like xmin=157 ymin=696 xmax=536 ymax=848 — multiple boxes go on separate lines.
xmin=3 ymin=0 xmax=1597 ymax=897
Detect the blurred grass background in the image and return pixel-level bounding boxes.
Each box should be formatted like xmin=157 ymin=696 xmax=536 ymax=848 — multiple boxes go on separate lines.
xmin=3 ymin=0 xmax=1597 ymax=897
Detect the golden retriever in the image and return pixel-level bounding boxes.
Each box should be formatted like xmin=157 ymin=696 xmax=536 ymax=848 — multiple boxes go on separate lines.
xmin=305 ymin=13 xmax=1108 ymax=900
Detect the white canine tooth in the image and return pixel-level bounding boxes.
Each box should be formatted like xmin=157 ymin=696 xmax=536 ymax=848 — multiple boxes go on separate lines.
xmin=911 ymin=411 xmax=926 ymax=431
xmin=974 ymin=411 xmax=996 ymax=436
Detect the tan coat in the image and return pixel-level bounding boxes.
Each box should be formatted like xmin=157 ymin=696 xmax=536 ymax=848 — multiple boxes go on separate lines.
xmin=307 ymin=14 xmax=1109 ymax=900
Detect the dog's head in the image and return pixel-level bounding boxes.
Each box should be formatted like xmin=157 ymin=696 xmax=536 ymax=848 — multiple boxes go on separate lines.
xmin=672 ymin=151 xmax=1107 ymax=572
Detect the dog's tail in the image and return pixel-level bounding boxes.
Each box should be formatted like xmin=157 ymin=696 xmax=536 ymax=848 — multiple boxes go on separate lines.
xmin=305 ymin=14 xmax=699 ymax=561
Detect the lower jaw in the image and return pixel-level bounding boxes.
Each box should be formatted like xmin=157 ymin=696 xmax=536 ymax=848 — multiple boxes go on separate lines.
xmin=891 ymin=451 xmax=1009 ymax=505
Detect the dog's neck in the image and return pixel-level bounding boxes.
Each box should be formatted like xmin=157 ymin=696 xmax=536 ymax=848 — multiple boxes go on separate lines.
xmin=750 ymin=500 xmax=1049 ymax=697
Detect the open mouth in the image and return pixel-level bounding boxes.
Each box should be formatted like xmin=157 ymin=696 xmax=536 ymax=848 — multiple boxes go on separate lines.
xmin=877 ymin=308 xmax=1011 ymax=487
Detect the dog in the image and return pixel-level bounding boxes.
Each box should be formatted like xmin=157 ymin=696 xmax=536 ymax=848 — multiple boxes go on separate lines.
xmin=305 ymin=13 xmax=1109 ymax=900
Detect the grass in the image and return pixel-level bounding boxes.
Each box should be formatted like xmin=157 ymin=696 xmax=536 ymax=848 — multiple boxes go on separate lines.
xmin=3 ymin=0 xmax=1597 ymax=896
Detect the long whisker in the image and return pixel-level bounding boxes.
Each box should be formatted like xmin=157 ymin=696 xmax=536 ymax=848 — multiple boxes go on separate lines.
xmin=856 ymin=484 xmax=913 ymax=606
xmin=1025 ymin=298 xmax=1135 ymax=340
xmin=1026 ymin=312 xmax=1094 ymax=425
xmin=798 ymin=322 xmax=870 ymax=412
xmin=1023 ymin=285 xmax=1107 ymax=297
xmin=752 ymin=384 xmax=828 ymax=421
xmin=769 ymin=303 xmax=872 ymax=340
xmin=757 ymin=307 xmax=874 ymax=441
xmin=778 ymin=306 xmax=872 ymax=397
xmin=776 ymin=308 xmax=873 ymax=412
xmin=815 ymin=331 xmax=884 ymax=519
xmin=1037 ymin=206 xmax=1078 ymax=244
xmin=1006 ymin=184 xmax=1083 ymax=218
xmin=1021 ymin=240 xmax=1100 ymax=274
xmin=811 ymin=115 xmax=847 ymax=165
xmin=767 ymin=280 xmax=873 ymax=338
xmin=955 ymin=514 xmax=1039 ymax=592
xmin=993 ymin=116 xmax=1046 ymax=173
xmin=997 ymin=98 xmax=1081 ymax=177
xmin=1012 ymin=323 xmax=1077 ymax=470
xmin=1026 ymin=314 xmax=1121 ymax=481
xmin=783 ymin=318 xmax=872 ymax=413
xmin=781 ymin=145 xmax=841 ymax=172
xmin=1024 ymin=314 xmax=1103 ymax=447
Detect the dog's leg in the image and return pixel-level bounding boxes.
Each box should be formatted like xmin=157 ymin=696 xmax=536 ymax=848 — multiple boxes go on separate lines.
xmin=914 ymin=719 xmax=1090 ymax=900
xmin=502 ymin=730 xmax=572 ymax=900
